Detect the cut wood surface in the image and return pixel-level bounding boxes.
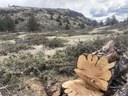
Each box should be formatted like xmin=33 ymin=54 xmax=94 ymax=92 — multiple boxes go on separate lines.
xmin=62 ymin=79 xmax=103 ymax=96
xmin=62 ymin=53 xmax=115 ymax=96
xmin=75 ymin=54 xmax=115 ymax=91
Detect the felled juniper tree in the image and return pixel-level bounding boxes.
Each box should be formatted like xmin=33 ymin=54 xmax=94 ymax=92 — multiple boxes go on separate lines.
xmin=44 ymin=40 xmax=128 ymax=96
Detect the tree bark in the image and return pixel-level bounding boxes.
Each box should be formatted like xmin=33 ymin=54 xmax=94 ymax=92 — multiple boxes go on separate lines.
xmin=113 ymin=82 xmax=128 ymax=96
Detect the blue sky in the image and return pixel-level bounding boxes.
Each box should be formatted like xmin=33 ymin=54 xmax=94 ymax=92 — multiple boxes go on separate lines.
xmin=0 ymin=0 xmax=128 ymax=21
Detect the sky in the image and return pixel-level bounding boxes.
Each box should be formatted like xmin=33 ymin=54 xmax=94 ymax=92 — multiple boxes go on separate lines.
xmin=0 ymin=0 xmax=128 ymax=21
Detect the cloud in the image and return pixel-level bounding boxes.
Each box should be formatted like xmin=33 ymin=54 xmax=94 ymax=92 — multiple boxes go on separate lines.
xmin=90 ymin=7 xmax=108 ymax=17
xmin=90 ymin=0 xmax=128 ymax=20
xmin=0 ymin=0 xmax=127 ymax=20
xmin=108 ymin=1 xmax=128 ymax=14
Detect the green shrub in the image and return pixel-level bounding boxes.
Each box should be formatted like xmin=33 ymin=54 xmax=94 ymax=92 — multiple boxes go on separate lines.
xmin=51 ymin=39 xmax=106 ymax=74
xmin=1 ymin=53 xmax=44 ymax=72
xmin=20 ymin=34 xmax=49 ymax=46
xmin=52 ymin=34 xmax=128 ymax=64
xmin=0 ymin=42 xmax=33 ymax=55
xmin=48 ymin=38 xmax=66 ymax=48
xmin=0 ymin=42 xmax=14 ymax=55
xmin=114 ymin=34 xmax=128 ymax=48
xmin=65 ymin=38 xmax=106 ymax=61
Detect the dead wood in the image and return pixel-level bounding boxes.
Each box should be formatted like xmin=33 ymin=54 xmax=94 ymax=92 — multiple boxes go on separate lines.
xmin=61 ymin=40 xmax=128 ymax=96
xmin=113 ymin=82 xmax=128 ymax=96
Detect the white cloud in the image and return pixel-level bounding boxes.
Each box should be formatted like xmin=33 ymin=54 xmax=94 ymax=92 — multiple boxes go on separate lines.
xmin=0 ymin=0 xmax=128 ymax=21
xmin=89 ymin=0 xmax=128 ymax=20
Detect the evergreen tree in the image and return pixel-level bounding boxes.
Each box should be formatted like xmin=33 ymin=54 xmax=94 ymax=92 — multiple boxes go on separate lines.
xmin=73 ymin=22 xmax=76 ymax=25
xmin=105 ymin=17 xmax=111 ymax=25
xmin=66 ymin=19 xmax=70 ymax=24
xmin=3 ymin=15 xmax=15 ymax=32
xmin=126 ymin=17 xmax=128 ymax=22
xmin=65 ymin=24 xmax=70 ymax=30
xmin=105 ymin=15 xmax=118 ymax=25
xmin=56 ymin=15 xmax=61 ymax=22
xmin=59 ymin=21 xmax=62 ymax=26
xmin=111 ymin=15 xmax=118 ymax=25
xmin=0 ymin=18 xmax=4 ymax=31
xmin=91 ymin=20 xmax=98 ymax=27
xmin=27 ymin=15 xmax=40 ymax=31
xmin=99 ymin=20 xmax=104 ymax=26
xmin=50 ymin=15 xmax=53 ymax=20
xmin=79 ymin=23 xmax=85 ymax=29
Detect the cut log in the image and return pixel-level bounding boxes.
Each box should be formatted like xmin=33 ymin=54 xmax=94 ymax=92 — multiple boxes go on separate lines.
xmin=51 ymin=40 xmax=127 ymax=96
xmin=62 ymin=79 xmax=103 ymax=96
xmin=75 ymin=54 xmax=115 ymax=91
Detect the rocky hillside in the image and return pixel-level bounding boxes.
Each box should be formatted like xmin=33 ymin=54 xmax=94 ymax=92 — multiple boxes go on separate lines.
xmin=0 ymin=6 xmax=95 ymax=31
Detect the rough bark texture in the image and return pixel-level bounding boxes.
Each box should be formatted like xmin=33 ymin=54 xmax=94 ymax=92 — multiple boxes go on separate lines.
xmin=93 ymin=40 xmax=128 ymax=96
xmin=113 ymin=82 xmax=128 ymax=96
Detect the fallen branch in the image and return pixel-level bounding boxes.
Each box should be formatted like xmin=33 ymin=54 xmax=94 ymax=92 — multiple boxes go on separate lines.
xmin=113 ymin=82 xmax=128 ymax=96
xmin=0 ymin=85 xmax=8 ymax=90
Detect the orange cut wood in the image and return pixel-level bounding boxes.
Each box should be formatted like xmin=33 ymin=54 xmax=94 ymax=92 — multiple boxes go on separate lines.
xmin=62 ymin=79 xmax=103 ymax=96
xmin=75 ymin=54 xmax=115 ymax=91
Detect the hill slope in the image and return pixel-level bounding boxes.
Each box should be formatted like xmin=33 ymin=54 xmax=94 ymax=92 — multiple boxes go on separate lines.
xmin=0 ymin=6 xmax=94 ymax=31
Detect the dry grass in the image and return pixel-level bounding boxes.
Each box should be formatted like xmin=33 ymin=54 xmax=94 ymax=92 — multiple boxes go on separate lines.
xmin=0 ymin=42 xmax=33 ymax=55
xmin=0 ymin=33 xmax=18 ymax=41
